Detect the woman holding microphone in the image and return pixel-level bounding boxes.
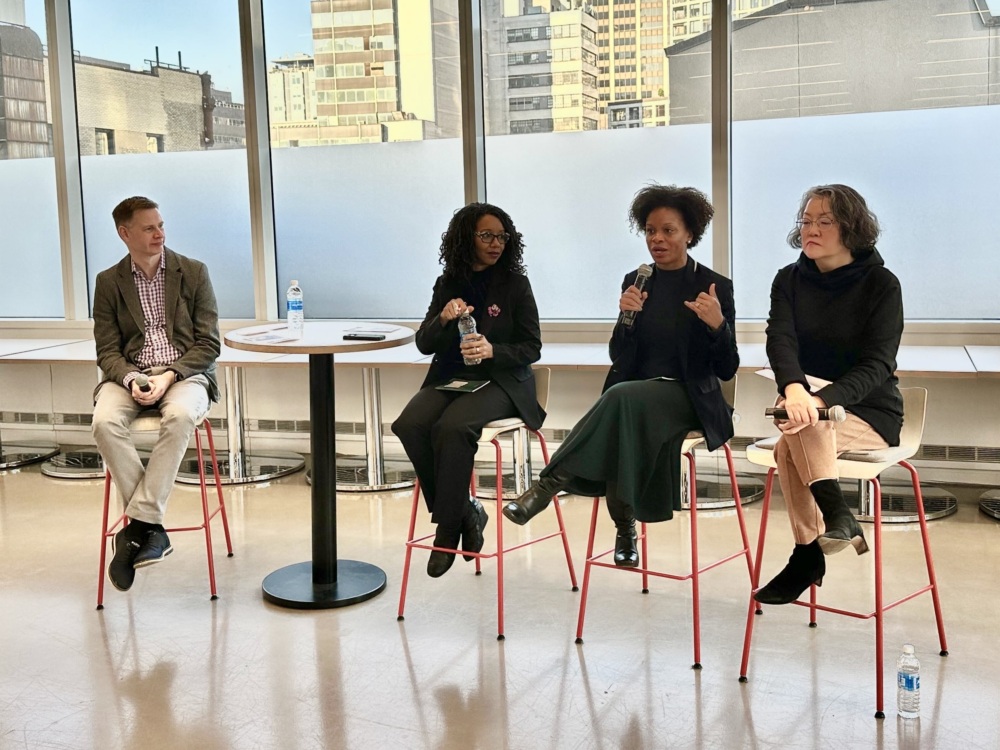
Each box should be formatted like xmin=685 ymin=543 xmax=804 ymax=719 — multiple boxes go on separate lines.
xmin=755 ymin=184 xmax=904 ymax=605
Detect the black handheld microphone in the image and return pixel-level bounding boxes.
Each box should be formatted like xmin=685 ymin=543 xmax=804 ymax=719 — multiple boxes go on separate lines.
xmin=135 ymin=373 xmax=152 ymax=393
xmin=765 ymin=405 xmax=847 ymax=423
xmin=620 ymin=264 xmax=653 ymax=328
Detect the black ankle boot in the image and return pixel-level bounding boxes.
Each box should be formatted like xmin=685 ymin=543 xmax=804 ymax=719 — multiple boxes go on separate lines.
xmin=502 ymin=467 xmax=573 ymax=526
xmin=754 ymin=541 xmax=825 ymax=605
xmin=606 ymin=491 xmax=638 ymax=567
xmin=427 ymin=525 xmax=461 ymax=578
xmin=810 ymin=479 xmax=869 ymax=556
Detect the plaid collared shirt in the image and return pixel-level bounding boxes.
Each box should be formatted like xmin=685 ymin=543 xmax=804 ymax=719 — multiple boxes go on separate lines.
xmin=132 ymin=253 xmax=182 ymax=370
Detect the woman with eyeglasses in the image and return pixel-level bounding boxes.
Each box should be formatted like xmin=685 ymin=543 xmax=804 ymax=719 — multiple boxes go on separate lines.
xmin=392 ymin=202 xmax=543 ymax=578
xmin=502 ymin=184 xmax=739 ymax=565
xmin=754 ymin=184 xmax=904 ymax=605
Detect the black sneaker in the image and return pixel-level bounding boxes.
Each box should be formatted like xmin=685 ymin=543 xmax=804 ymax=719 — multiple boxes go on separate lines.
xmin=109 ymin=525 xmax=144 ymax=592
xmin=133 ymin=529 xmax=173 ymax=568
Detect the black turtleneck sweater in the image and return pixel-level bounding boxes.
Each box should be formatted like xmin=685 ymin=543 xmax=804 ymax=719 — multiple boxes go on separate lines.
xmin=765 ymin=248 xmax=904 ymax=446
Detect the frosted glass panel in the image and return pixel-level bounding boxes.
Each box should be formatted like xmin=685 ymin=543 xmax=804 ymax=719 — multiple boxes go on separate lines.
xmin=272 ymin=140 xmax=464 ymax=318
xmin=733 ymin=106 xmax=1000 ymax=321
xmin=0 ymin=157 xmax=63 ymax=317
xmin=485 ymin=127 xmax=713 ymax=320
xmin=81 ymin=151 xmax=254 ymax=318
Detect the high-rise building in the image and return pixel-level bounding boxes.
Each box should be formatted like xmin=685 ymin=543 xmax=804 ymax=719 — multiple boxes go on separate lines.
xmin=483 ymin=0 xmax=600 ymax=135
xmin=667 ymin=0 xmax=777 ymax=44
xmin=307 ymin=0 xmax=460 ymax=144
xmin=0 ymin=22 xmax=50 ymax=158
xmin=590 ymin=1 xmax=669 ymax=127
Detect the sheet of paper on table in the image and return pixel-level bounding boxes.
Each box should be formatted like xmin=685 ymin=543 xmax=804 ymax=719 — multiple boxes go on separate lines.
xmin=231 ymin=328 xmax=299 ymax=344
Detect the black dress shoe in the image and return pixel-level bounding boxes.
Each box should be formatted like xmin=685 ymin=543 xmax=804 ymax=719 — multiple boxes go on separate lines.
xmin=502 ymin=467 xmax=573 ymax=526
xmin=108 ymin=524 xmax=144 ymax=592
xmin=427 ymin=525 xmax=461 ymax=578
xmin=614 ymin=526 xmax=639 ymax=567
xmin=754 ymin=541 xmax=825 ymax=605
xmin=461 ymin=497 xmax=489 ymax=562
xmin=133 ymin=528 xmax=173 ymax=568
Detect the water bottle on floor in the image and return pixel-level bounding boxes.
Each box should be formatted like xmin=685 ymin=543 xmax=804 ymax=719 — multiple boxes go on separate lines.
xmin=287 ymin=280 xmax=304 ymax=338
xmin=458 ymin=313 xmax=481 ymax=366
xmin=897 ymin=643 xmax=920 ymax=719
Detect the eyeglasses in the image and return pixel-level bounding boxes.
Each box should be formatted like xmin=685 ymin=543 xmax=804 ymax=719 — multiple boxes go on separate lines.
xmin=796 ymin=218 xmax=837 ymax=231
xmin=474 ymin=231 xmax=510 ymax=245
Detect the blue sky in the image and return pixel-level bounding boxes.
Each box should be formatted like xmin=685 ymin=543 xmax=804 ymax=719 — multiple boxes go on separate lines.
xmin=25 ymin=0 xmax=313 ymax=98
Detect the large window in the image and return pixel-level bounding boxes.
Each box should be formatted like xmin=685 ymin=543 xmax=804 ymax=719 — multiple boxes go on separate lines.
xmin=0 ymin=1 xmax=63 ymax=317
xmin=263 ymin=0 xmax=464 ymax=318
xmin=728 ymin=0 xmax=1000 ymax=320
xmin=483 ymin=1 xmax=712 ymax=320
xmin=70 ymin=0 xmax=255 ymax=318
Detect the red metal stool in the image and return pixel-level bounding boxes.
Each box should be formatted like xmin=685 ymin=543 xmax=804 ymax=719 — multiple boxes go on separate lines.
xmin=397 ymin=368 xmax=578 ymax=640
xmin=97 ymin=412 xmax=233 ymax=608
xmin=574 ymin=380 xmax=754 ymax=668
xmin=738 ymin=387 xmax=948 ymax=718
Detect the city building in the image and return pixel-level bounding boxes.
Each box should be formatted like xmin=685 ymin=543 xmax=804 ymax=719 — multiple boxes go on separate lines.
xmin=665 ymin=0 xmax=1000 ymax=123
xmin=211 ymin=87 xmax=246 ymax=149
xmin=0 ymin=21 xmax=50 ymax=158
xmin=300 ymin=0 xmax=460 ymax=145
xmin=72 ymin=54 xmax=211 ymax=155
xmin=483 ymin=0 xmax=600 ymax=135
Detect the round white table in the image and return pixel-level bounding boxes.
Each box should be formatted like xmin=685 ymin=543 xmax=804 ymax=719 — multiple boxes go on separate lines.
xmin=225 ymin=321 xmax=415 ymax=610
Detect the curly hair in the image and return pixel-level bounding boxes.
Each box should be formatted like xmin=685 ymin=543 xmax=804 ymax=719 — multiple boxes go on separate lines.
xmin=627 ymin=184 xmax=714 ymax=248
xmin=787 ymin=184 xmax=881 ymax=256
xmin=438 ymin=202 xmax=526 ymax=282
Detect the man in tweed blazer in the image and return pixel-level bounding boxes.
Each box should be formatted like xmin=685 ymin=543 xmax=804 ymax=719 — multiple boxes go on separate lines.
xmin=92 ymin=196 xmax=221 ymax=593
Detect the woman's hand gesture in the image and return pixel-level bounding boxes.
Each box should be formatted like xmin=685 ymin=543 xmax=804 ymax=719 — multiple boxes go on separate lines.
xmin=684 ymin=283 xmax=725 ymax=331
xmin=440 ymin=298 xmax=474 ymax=325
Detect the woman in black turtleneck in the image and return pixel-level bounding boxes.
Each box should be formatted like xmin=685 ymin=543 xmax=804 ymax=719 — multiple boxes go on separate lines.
xmin=502 ymin=185 xmax=739 ymax=568
xmin=754 ymin=184 xmax=904 ymax=606
xmin=392 ymin=203 xmax=543 ymax=579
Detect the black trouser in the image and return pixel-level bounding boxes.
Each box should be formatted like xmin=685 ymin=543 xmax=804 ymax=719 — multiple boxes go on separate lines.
xmin=392 ymin=383 xmax=517 ymax=529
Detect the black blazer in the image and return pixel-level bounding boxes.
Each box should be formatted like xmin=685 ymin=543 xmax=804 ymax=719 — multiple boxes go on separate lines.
xmin=416 ymin=269 xmax=545 ymax=430
xmin=603 ymin=257 xmax=739 ymax=451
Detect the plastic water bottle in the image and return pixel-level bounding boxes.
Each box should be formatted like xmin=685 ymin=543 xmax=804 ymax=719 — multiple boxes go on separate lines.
xmin=897 ymin=643 xmax=921 ymax=719
xmin=458 ymin=313 xmax=481 ymax=366
xmin=286 ymin=280 xmax=304 ymax=338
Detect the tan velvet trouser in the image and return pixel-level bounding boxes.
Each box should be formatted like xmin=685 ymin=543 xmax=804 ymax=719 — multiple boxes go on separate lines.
xmin=774 ymin=414 xmax=888 ymax=545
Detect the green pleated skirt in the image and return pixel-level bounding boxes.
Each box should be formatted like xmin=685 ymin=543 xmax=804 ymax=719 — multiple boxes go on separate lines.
xmin=539 ymin=379 xmax=700 ymax=522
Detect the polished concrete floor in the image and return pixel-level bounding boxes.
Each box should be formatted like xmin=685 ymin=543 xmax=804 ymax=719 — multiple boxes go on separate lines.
xmin=1 ymin=464 xmax=998 ymax=750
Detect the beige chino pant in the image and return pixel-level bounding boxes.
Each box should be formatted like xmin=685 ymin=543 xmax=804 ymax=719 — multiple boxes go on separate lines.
xmin=92 ymin=371 xmax=210 ymax=525
xmin=774 ymin=413 xmax=889 ymax=545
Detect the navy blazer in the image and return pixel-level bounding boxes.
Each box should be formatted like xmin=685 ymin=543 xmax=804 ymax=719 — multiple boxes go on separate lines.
xmin=416 ymin=269 xmax=545 ymax=430
xmin=603 ymin=257 xmax=739 ymax=451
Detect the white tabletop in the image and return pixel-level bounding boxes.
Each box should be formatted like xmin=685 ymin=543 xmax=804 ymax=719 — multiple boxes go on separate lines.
xmin=536 ymin=343 xmax=609 ymax=371
xmin=0 ymin=339 xmax=96 ymax=363
xmin=965 ymin=346 xmax=1000 ymax=377
xmin=225 ymin=321 xmax=415 ymax=355
xmin=896 ymin=346 xmax=976 ymax=378
xmin=0 ymin=338 xmax=88 ymax=358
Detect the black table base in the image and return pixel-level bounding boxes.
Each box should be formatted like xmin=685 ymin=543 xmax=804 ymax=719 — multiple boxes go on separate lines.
xmin=262 ymin=560 xmax=387 ymax=609
xmin=261 ymin=352 xmax=388 ymax=609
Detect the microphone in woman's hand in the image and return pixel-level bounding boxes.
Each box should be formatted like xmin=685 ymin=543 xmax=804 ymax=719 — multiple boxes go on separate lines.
xmin=135 ymin=373 xmax=152 ymax=393
xmin=765 ymin=405 xmax=846 ymax=423
xmin=620 ymin=264 xmax=653 ymax=328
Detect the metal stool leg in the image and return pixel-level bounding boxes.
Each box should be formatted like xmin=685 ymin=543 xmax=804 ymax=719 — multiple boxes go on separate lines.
xmin=397 ymin=481 xmax=422 ymax=621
